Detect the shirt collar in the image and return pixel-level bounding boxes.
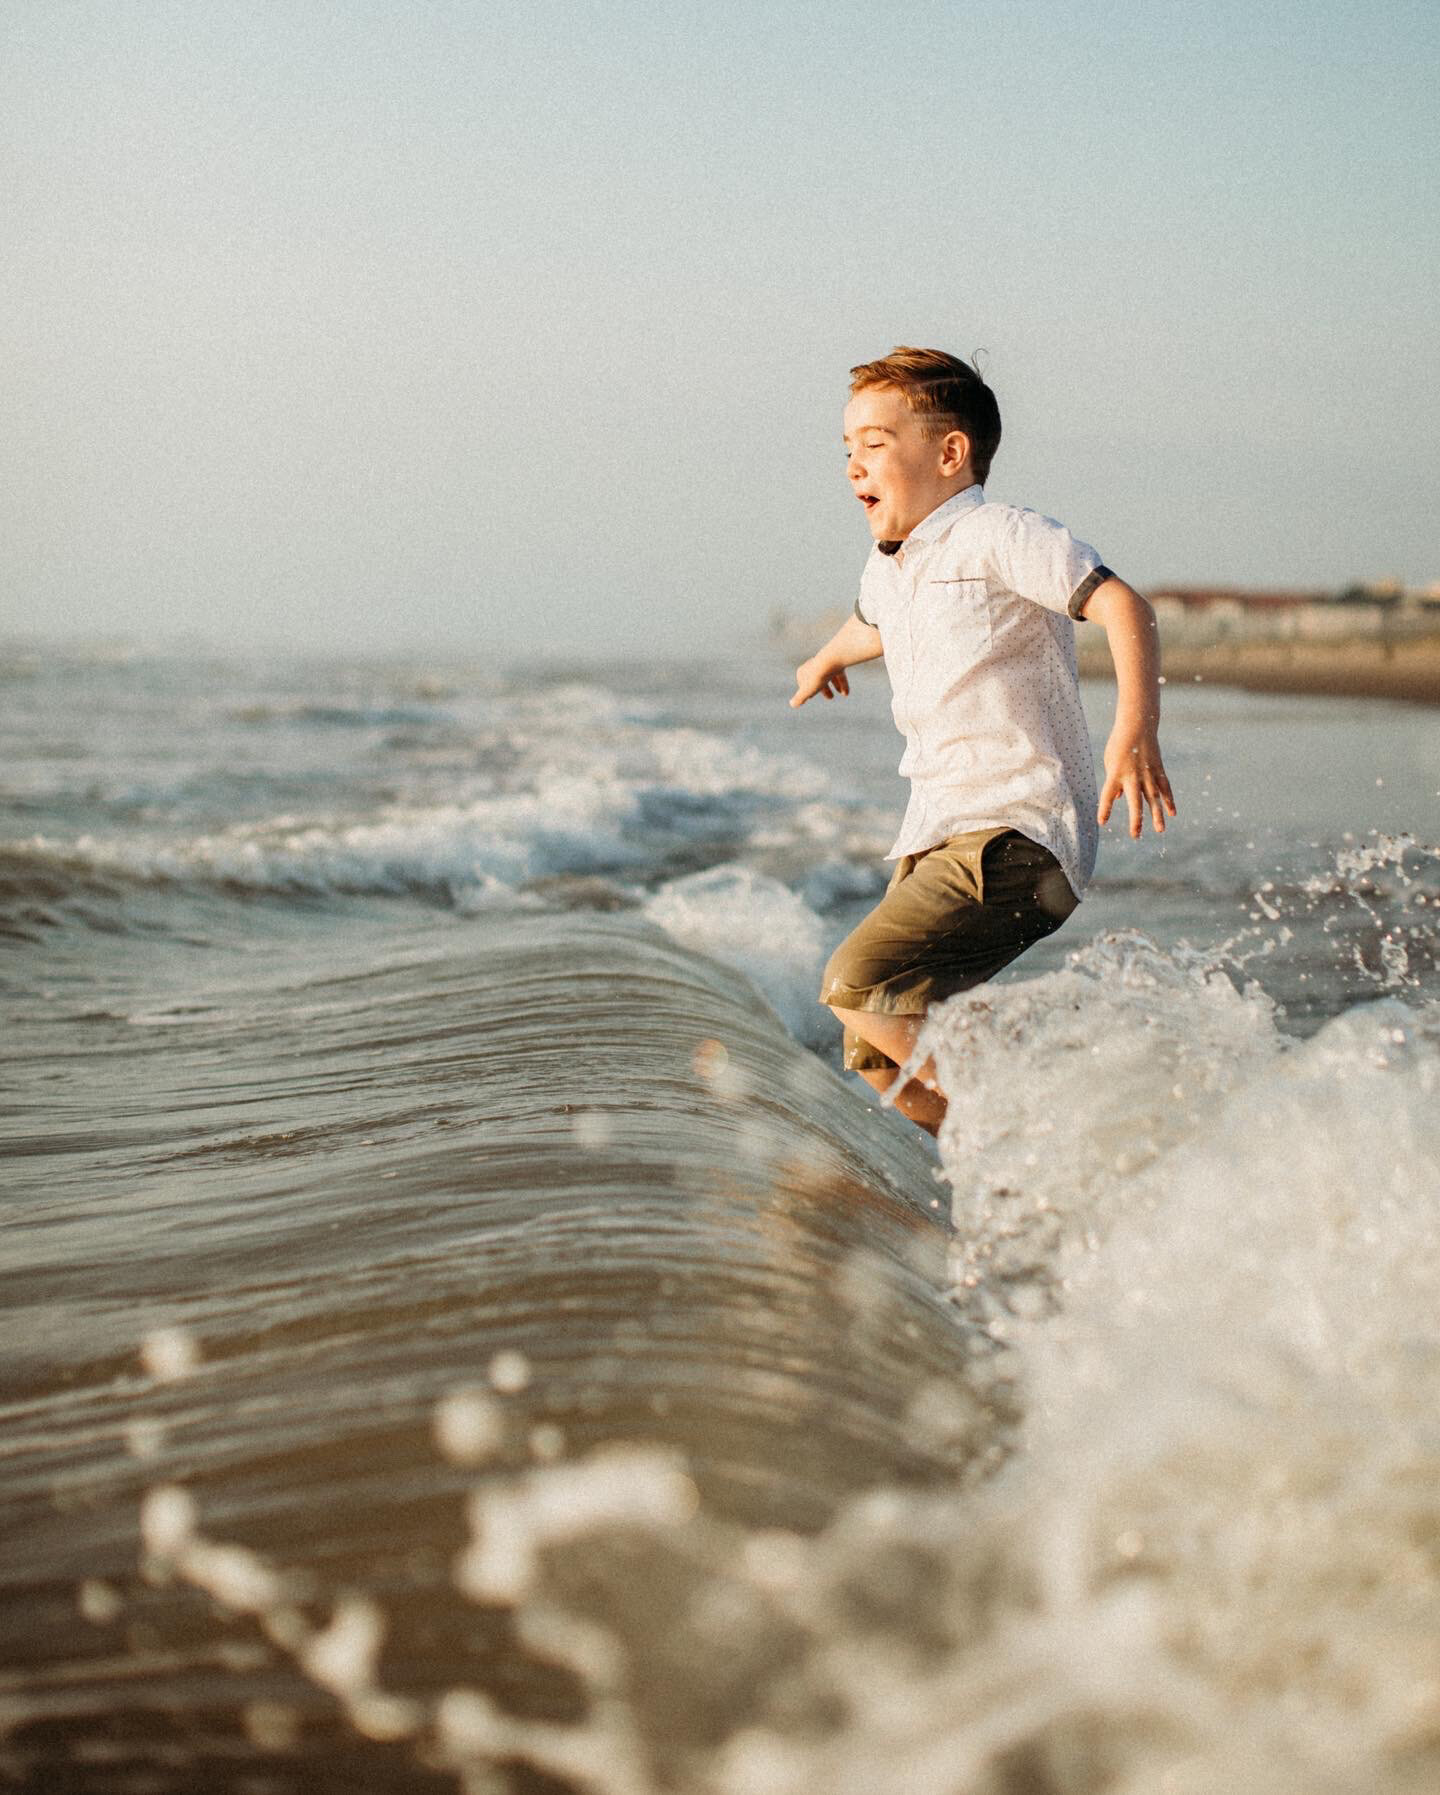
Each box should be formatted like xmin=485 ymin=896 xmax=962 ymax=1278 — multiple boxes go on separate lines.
xmin=905 ymin=483 xmax=985 ymax=547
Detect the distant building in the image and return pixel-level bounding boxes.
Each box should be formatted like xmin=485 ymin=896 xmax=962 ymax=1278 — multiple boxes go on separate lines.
xmin=1333 ymin=579 xmax=1403 ymax=607
xmin=1149 ymin=586 xmax=1329 ymax=611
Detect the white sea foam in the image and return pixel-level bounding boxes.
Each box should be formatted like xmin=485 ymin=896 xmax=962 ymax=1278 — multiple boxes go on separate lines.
xmin=919 ymin=931 xmax=1284 ymax=1292
xmin=10 ymin=710 xmax=840 ymax=911
xmin=643 ymin=863 xmax=832 ymax=1047
xmin=800 ymin=855 xmax=889 ymax=914
xmin=48 ymin=779 xmax=647 ymax=900
xmin=971 ymin=999 xmax=1440 ymax=1785
xmin=840 ymin=943 xmax=1440 ymax=1793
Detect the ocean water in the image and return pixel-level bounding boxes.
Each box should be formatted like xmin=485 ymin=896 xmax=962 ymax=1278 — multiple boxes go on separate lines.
xmin=3 ymin=640 xmax=1439 ymax=1795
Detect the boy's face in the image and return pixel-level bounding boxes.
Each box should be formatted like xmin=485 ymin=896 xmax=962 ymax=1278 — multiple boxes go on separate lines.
xmin=843 ymin=386 xmax=970 ymax=543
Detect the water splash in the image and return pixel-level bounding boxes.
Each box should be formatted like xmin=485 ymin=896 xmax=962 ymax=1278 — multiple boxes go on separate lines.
xmin=100 ymin=976 xmax=1440 ymax=1795
xmin=918 ymin=930 xmax=1281 ymax=1302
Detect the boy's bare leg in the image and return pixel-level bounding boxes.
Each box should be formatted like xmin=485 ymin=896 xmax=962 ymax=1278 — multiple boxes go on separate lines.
xmin=857 ymin=1066 xmax=946 ymax=1135
xmin=831 ymin=1006 xmax=946 ymax=1136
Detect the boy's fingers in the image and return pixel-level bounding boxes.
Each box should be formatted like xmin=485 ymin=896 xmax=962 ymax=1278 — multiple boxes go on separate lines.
xmin=1099 ymin=762 xmax=1175 ymax=834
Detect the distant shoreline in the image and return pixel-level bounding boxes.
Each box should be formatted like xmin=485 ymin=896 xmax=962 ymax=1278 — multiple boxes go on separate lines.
xmin=1082 ymin=632 xmax=1440 ymax=707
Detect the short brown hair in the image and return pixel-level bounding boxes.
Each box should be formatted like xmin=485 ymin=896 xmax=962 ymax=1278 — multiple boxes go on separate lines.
xmin=849 ymin=346 xmax=1002 ymax=483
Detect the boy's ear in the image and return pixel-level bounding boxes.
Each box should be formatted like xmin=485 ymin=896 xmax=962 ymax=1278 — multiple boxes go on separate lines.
xmin=938 ymin=429 xmax=972 ymax=477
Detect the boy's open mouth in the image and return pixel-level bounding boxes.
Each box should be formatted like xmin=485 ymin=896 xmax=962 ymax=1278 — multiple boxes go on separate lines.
xmin=859 ymin=494 xmax=879 ymax=510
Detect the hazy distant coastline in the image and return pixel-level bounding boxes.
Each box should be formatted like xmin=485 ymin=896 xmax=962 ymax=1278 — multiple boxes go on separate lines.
xmin=1095 ymin=589 xmax=1440 ymax=706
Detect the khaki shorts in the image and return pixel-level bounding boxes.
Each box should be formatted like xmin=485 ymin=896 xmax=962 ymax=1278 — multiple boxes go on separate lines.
xmin=820 ymin=828 xmax=1079 ymax=1072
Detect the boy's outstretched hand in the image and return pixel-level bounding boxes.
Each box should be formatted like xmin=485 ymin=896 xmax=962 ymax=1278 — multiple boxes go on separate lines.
xmin=790 ymin=656 xmax=850 ymax=706
xmin=1099 ymin=725 xmax=1176 ymax=838
xmin=789 ymin=616 xmax=884 ymax=710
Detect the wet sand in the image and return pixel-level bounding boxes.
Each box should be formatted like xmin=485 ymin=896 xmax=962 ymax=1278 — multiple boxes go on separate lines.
xmin=1085 ymin=629 xmax=1440 ymax=706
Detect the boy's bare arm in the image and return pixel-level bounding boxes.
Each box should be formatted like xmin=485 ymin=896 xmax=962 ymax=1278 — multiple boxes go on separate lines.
xmin=1081 ymin=578 xmax=1177 ymax=837
xmin=789 ymin=614 xmax=884 ymax=708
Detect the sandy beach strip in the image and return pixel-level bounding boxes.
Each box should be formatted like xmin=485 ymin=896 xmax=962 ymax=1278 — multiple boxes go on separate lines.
xmin=1082 ymin=630 xmax=1440 ymax=707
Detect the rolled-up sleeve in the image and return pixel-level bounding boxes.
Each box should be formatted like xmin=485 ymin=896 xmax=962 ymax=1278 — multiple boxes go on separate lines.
xmin=988 ymin=507 xmax=1110 ymax=622
xmin=1066 ymin=563 xmax=1115 ymax=621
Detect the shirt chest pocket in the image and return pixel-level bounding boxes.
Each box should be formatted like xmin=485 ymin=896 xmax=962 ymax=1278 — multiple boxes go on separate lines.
xmin=915 ymin=578 xmax=991 ymax=696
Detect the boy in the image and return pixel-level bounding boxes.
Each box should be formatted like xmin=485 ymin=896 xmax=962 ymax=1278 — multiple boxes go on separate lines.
xmin=791 ymin=346 xmax=1175 ymax=1135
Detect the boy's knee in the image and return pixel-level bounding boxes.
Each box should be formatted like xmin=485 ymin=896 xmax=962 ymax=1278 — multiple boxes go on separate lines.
xmin=818 ymin=952 xmax=856 ymax=1007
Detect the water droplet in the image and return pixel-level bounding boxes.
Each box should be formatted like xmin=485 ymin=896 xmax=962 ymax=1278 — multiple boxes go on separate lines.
xmin=434 ymin=1388 xmax=504 ymax=1465
xmin=78 ymin=1579 xmax=122 ymax=1624
xmin=487 ymin=1350 xmax=531 ymax=1395
xmin=140 ymin=1327 xmax=199 ymax=1383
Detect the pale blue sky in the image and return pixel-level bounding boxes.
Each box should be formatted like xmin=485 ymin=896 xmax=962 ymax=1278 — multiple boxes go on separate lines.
xmin=4 ymin=0 xmax=1437 ymax=656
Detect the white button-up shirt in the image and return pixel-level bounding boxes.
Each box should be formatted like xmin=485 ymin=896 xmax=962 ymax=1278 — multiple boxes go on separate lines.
xmin=854 ymin=484 xmax=1111 ymax=900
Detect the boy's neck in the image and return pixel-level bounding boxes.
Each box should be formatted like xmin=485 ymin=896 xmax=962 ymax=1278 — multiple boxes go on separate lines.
xmin=880 ymin=478 xmax=981 ymax=560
